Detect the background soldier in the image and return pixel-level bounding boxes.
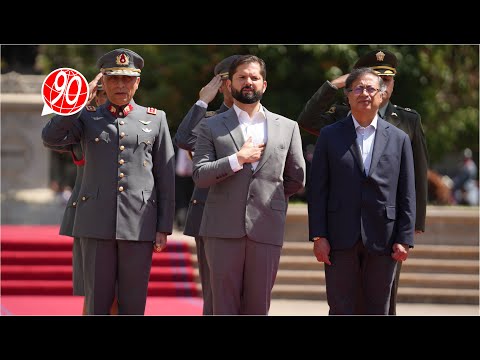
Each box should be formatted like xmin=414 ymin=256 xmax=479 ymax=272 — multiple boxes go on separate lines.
xmin=174 ymin=54 xmax=241 ymax=315
xmin=298 ymin=49 xmax=429 ymax=315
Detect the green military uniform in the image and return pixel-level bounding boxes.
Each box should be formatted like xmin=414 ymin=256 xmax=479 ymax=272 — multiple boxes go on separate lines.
xmin=42 ymin=48 xmax=176 ymax=315
xmin=298 ymin=49 xmax=429 ymax=315
xmin=173 ymin=54 xmax=241 ymax=315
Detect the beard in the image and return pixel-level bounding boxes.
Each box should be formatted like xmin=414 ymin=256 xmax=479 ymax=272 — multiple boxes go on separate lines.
xmin=231 ymin=85 xmax=263 ymax=104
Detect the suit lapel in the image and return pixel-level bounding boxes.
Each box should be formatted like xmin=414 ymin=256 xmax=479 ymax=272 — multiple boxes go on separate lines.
xmin=344 ymin=116 xmax=365 ymax=175
xmin=253 ymin=108 xmax=277 ymax=174
xmin=222 ymin=108 xmax=245 ymax=152
xmin=368 ymin=118 xmax=389 ymax=176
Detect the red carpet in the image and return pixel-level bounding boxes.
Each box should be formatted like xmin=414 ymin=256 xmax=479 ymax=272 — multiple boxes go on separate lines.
xmin=1 ymin=225 xmax=202 ymax=315
xmin=1 ymin=295 xmax=203 ymax=316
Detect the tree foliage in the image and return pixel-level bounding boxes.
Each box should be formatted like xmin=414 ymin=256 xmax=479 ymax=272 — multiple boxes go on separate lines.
xmin=36 ymin=44 xmax=479 ymax=166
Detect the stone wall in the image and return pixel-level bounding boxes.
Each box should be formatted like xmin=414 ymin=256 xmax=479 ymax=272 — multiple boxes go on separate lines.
xmin=285 ymin=204 xmax=479 ymax=246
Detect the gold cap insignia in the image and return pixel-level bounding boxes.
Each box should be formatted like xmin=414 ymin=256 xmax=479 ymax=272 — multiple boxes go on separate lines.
xmin=376 ymin=51 xmax=385 ymax=62
xmin=116 ymin=53 xmax=130 ymax=66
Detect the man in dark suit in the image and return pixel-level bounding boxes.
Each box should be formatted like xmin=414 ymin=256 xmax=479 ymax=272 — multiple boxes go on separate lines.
xmin=42 ymin=48 xmax=176 ymax=315
xmin=192 ymin=55 xmax=306 ymax=315
xmin=308 ymin=67 xmax=416 ymax=315
xmin=174 ymin=55 xmax=240 ymax=315
xmin=298 ymin=49 xmax=428 ymax=314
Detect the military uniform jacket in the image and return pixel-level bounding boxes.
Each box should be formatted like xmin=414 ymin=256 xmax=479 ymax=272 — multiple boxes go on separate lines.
xmin=173 ymin=103 xmax=229 ymax=237
xmin=42 ymin=100 xmax=176 ymax=241
xmin=297 ymin=81 xmax=429 ymax=231
xmin=43 ymin=143 xmax=84 ymax=237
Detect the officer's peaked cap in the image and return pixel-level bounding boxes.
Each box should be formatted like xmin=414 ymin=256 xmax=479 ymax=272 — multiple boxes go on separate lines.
xmin=214 ymin=55 xmax=242 ymax=79
xmin=96 ymin=48 xmax=144 ymax=77
xmin=354 ymin=49 xmax=398 ymax=76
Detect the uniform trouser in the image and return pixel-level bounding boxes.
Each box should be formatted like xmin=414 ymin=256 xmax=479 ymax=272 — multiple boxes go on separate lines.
xmin=81 ymin=237 xmax=153 ymax=315
xmin=72 ymin=237 xmax=85 ymax=296
xmin=388 ymin=262 xmax=402 ymax=315
xmin=195 ymin=236 xmax=213 ymax=315
xmin=325 ymin=239 xmax=397 ymax=315
xmin=204 ymin=236 xmax=281 ymax=315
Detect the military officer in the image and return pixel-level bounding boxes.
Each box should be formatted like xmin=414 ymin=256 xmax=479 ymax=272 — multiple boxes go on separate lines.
xmin=42 ymin=48 xmax=176 ymax=315
xmin=174 ymin=54 xmax=241 ymax=315
xmin=298 ymin=49 xmax=429 ymax=315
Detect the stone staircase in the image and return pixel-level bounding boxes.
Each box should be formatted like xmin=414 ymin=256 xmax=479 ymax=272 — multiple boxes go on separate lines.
xmin=185 ymin=241 xmax=479 ymax=305
xmin=183 ymin=205 xmax=480 ymax=306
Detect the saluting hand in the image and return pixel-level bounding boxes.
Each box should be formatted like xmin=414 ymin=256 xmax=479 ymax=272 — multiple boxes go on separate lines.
xmin=87 ymin=72 xmax=104 ymax=105
xmin=199 ymin=75 xmax=223 ymax=104
xmin=153 ymin=232 xmax=168 ymax=253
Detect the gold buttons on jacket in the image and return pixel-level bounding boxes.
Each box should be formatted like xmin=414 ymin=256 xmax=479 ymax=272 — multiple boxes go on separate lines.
xmin=143 ymin=160 xmax=148 ymax=167
xmin=193 ymin=199 xmax=197 ymax=204
xmin=119 ymin=112 xmax=123 ymax=117
xmin=120 ymin=132 xmax=126 ymax=138
xmin=119 ymin=159 xmax=125 ymax=165
xmin=72 ymin=202 xmax=77 ymax=207
xmin=82 ymin=196 xmax=86 ymax=201
xmin=95 ymin=137 xmax=100 ymax=142
xmin=118 ymin=186 xmax=124 ymax=192
xmin=119 ymin=173 xmax=125 ymax=178
xmin=119 ymin=145 xmax=125 ymax=151
xmin=119 ymin=120 xmax=125 ymax=125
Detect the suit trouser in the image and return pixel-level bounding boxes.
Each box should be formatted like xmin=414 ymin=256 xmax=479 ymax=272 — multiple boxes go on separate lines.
xmin=204 ymin=236 xmax=281 ymax=315
xmin=195 ymin=236 xmax=213 ymax=315
xmin=325 ymin=239 xmax=397 ymax=315
xmin=81 ymin=237 xmax=153 ymax=315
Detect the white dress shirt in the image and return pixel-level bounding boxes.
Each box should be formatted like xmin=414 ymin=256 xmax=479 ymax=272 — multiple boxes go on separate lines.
xmin=228 ymin=104 xmax=267 ymax=172
xmin=352 ymin=115 xmax=378 ymax=175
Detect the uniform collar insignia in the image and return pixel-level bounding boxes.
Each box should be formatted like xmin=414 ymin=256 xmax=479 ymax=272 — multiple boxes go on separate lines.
xmin=107 ymin=103 xmax=134 ymax=118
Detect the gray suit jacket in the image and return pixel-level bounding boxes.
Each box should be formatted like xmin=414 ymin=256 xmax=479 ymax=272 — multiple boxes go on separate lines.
xmin=42 ymin=100 xmax=176 ymax=242
xmin=192 ymin=106 xmax=306 ymax=246
xmin=174 ymin=103 xmax=229 ymax=237
xmin=308 ymin=116 xmax=416 ymax=254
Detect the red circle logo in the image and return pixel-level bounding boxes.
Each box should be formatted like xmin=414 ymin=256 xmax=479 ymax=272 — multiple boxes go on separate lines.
xmin=41 ymin=68 xmax=89 ymax=116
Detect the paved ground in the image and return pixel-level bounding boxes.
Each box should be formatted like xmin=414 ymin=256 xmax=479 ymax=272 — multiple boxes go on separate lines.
xmin=268 ymin=299 xmax=479 ymax=316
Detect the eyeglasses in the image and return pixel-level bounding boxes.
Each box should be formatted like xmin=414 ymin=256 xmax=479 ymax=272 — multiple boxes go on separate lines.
xmin=347 ymin=85 xmax=380 ymax=96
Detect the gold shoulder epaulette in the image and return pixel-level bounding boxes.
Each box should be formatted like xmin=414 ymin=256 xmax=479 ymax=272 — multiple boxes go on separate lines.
xmin=85 ymin=105 xmax=96 ymax=112
xmin=147 ymin=107 xmax=157 ymax=115
xmin=205 ymin=111 xmax=217 ymax=118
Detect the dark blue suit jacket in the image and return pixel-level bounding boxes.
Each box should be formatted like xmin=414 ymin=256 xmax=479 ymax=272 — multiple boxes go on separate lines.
xmin=308 ymin=115 xmax=416 ymax=255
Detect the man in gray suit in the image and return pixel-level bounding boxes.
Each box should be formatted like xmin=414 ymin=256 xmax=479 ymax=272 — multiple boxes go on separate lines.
xmin=192 ymin=55 xmax=306 ymax=315
xmin=308 ymin=68 xmax=416 ymax=315
xmin=42 ymin=48 xmax=176 ymax=315
xmin=174 ymin=55 xmax=240 ymax=315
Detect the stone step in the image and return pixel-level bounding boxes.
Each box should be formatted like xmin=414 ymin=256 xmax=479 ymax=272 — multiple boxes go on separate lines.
xmin=270 ymin=284 xmax=479 ymax=305
xmin=272 ymin=269 xmax=479 ymax=289
xmin=277 ymin=256 xmax=479 ymax=274
xmin=281 ymin=243 xmax=479 ymax=260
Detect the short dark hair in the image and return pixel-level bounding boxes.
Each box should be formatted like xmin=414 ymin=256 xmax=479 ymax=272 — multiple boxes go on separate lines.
xmin=345 ymin=67 xmax=386 ymax=93
xmin=228 ymin=55 xmax=266 ymax=81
